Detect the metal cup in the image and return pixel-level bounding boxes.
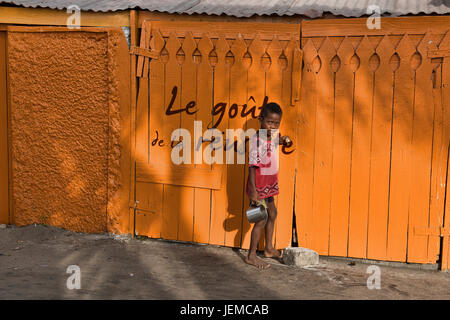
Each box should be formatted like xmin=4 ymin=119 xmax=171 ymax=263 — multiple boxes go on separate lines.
xmin=246 ymin=204 xmax=268 ymax=223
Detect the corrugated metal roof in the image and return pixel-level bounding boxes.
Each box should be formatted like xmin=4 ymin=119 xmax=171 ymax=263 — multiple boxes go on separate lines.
xmin=0 ymin=0 xmax=449 ymax=18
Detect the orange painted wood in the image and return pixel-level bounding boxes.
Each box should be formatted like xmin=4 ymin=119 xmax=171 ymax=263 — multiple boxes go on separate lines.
xmin=276 ymin=37 xmax=299 ymax=249
xmin=145 ymin=20 xmax=299 ymax=42
xmin=406 ymin=33 xmax=436 ymax=264
xmin=0 ymin=31 xmax=8 ymax=224
xmin=299 ymin=19 xmax=450 ymax=266
xmin=267 ymin=36 xmax=292 ymax=250
xmin=296 ymin=39 xmax=318 ymax=250
xmin=209 ymin=35 xmax=230 ymax=247
xmin=440 ymin=35 xmax=450 ymax=271
xmin=291 ymin=44 xmax=303 ymax=105
xmin=194 ymin=34 xmax=214 ymax=171
xmin=266 ymin=36 xmax=284 ymax=250
xmin=192 ymin=34 xmax=214 ymax=244
xmin=310 ymin=37 xmax=335 ymax=255
xmin=161 ymin=32 xmax=184 ymax=241
xmin=162 ymin=184 xmax=193 ymax=241
xmin=386 ymin=35 xmax=416 ymax=262
xmin=135 ymin=21 xmax=300 ymax=251
xmin=193 ymin=188 xmax=211 ymax=243
xmin=135 ymin=77 xmax=149 ymax=163
xmin=440 ymin=148 xmax=449 ymax=270
xmin=148 ymin=29 xmax=166 ymax=166
xmin=258 ymin=36 xmax=284 ymax=251
xmin=443 ymin=158 xmax=450 ymax=270
xmin=135 ymin=182 xmax=163 ymax=238
xmin=177 ymin=32 xmax=197 ymax=243
xmin=240 ymin=35 xmax=265 ymax=250
xmin=225 ymin=35 xmax=247 ymax=248
xmin=136 ymin=22 xmax=149 ymax=78
xmin=142 ymin=23 xmax=152 ymax=79
xmin=136 ymin=162 xmax=222 ymax=190
xmin=428 ymin=58 xmax=445 ymax=264
xmin=347 ymin=36 xmax=374 ymax=259
xmin=442 ymin=150 xmax=449 ymax=271
xmin=177 ymin=186 xmax=195 ymax=242
xmin=328 ymin=36 xmax=354 ymax=257
xmin=180 ymin=31 xmax=197 ymax=170
xmin=366 ymin=35 xmax=395 ymax=261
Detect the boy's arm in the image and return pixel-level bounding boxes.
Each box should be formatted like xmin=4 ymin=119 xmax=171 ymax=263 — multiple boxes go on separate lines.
xmin=248 ymin=166 xmax=259 ymax=204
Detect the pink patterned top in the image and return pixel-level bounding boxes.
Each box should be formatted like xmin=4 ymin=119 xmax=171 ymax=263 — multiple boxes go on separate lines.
xmin=246 ymin=132 xmax=279 ymax=200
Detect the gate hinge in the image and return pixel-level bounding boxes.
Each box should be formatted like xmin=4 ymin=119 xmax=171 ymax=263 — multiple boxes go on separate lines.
xmin=413 ymin=226 xmax=450 ymax=237
xmin=428 ymin=49 xmax=450 ymax=58
xmin=130 ymin=46 xmax=159 ymax=60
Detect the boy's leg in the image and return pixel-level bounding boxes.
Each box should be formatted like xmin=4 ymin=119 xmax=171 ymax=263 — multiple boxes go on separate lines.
xmin=264 ymin=198 xmax=282 ymax=258
xmin=245 ymin=218 xmax=270 ymax=269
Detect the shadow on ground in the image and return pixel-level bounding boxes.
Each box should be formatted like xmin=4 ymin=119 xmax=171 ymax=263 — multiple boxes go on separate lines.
xmin=0 ymin=224 xmax=449 ymax=299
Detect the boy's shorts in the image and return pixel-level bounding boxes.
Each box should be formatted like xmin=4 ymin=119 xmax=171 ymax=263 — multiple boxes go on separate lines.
xmin=250 ymin=196 xmax=274 ymax=207
xmin=264 ymin=196 xmax=274 ymax=204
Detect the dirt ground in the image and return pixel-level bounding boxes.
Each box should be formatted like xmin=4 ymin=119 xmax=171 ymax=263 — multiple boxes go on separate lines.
xmin=0 ymin=224 xmax=449 ymax=300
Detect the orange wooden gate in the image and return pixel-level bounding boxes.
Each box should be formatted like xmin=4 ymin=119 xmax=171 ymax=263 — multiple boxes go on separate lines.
xmin=0 ymin=28 xmax=8 ymax=225
xmin=297 ymin=17 xmax=450 ymax=268
xmin=133 ymin=21 xmax=301 ymax=250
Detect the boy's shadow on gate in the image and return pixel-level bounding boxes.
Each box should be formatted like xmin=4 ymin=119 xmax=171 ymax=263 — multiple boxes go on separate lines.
xmin=223 ymin=117 xmax=261 ymax=250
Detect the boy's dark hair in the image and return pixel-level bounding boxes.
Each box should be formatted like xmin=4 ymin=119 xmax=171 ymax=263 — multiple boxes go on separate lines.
xmin=260 ymin=102 xmax=282 ymax=119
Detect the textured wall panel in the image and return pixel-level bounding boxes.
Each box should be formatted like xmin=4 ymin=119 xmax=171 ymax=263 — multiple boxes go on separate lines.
xmin=8 ymin=31 xmax=110 ymax=233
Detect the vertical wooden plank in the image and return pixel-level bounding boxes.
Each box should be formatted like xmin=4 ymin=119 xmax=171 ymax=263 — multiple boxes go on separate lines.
xmin=387 ymin=35 xmax=416 ymax=262
xmin=443 ymin=151 xmax=450 ymax=270
xmin=296 ymin=39 xmax=318 ymax=250
xmin=428 ymin=57 xmax=445 ymax=264
xmin=136 ymin=59 xmax=149 ymax=163
xmin=193 ymin=34 xmax=214 ymax=244
xmin=209 ymin=36 xmax=230 ymax=246
xmin=328 ymin=37 xmax=354 ymax=257
xmin=440 ymin=34 xmax=450 ymax=270
xmin=366 ymin=36 xmax=395 ymax=261
xmin=258 ymin=36 xmax=284 ymax=251
xmin=135 ymin=182 xmax=163 ymax=238
xmin=163 ymin=32 xmax=182 ymax=157
xmin=311 ymin=37 xmax=335 ymax=255
xmin=195 ymin=34 xmax=214 ymax=171
xmin=275 ymin=37 xmax=297 ymax=249
xmin=128 ymin=11 xmax=138 ymax=235
xmin=257 ymin=39 xmax=271 ymax=252
xmin=347 ymin=36 xmax=374 ymax=259
xmin=241 ymin=35 xmax=265 ymax=250
xmin=135 ymin=28 xmax=165 ymax=238
xmin=0 ymin=31 xmax=8 ymax=224
xmin=148 ymin=29 xmax=166 ymax=166
xmin=406 ymin=33 xmax=436 ymax=263
xmin=177 ymin=32 xmax=197 ymax=243
xmin=161 ymin=32 xmax=186 ymax=241
xmin=225 ymin=35 xmax=247 ymax=247
xmin=180 ymin=32 xmax=197 ymax=169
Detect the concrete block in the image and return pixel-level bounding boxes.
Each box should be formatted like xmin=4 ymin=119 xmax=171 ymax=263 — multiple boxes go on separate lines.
xmin=0 ymin=224 xmax=7 ymax=229
xmin=282 ymin=247 xmax=319 ymax=267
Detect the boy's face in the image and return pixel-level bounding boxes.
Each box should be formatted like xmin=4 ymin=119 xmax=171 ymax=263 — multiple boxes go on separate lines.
xmin=260 ymin=111 xmax=281 ymax=135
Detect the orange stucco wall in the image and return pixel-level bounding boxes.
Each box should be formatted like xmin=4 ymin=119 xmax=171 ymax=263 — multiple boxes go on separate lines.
xmin=7 ymin=28 xmax=130 ymax=234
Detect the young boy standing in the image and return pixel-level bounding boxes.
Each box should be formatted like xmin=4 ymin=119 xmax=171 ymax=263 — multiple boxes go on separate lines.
xmin=245 ymin=102 xmax=291 ymax=269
